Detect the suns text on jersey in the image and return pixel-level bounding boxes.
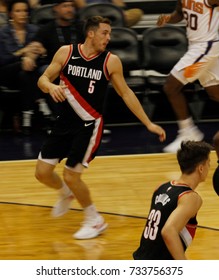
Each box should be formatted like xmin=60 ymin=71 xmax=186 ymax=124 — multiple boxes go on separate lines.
xmin=182 ymin=0 xmax=203 ymax=14
xmin=67 ymin=65 xmax=102 ymax=80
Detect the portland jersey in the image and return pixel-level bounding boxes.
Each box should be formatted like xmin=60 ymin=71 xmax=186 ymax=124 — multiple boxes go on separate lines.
xmin=133 ymin=181 xmax=198 ymax=260
xmin=182 ymin=0 xmax=219 ymax=42
xmin=60 ymin=44 xmax=111 ymax=121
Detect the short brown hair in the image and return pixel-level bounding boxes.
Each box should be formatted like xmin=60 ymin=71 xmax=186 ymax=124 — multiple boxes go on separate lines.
xmin=83 ymin=16 xmax=111 ymax=36
xmin=177 ymin=140 xmax=212 ymax=174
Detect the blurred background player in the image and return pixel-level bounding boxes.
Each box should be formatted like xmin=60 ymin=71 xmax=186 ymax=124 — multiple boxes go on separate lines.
xmin=157 ymin=0 xmax=219 ymax=153
xmin=133 ymin=140 xmax=212 ymax=260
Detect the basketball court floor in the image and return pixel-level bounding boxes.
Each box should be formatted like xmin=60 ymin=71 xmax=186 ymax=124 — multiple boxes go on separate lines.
xmin=0 ymin=119 xmax=219 ymax=261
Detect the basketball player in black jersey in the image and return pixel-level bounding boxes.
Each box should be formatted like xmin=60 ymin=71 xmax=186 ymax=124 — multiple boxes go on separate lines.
xmin=133 ymin=140 xmax=212 ymax=259
xmin=35 ymin=16 xmax=166 ymax=240
xmin=213 ymin=131 xmax=219 ymax=195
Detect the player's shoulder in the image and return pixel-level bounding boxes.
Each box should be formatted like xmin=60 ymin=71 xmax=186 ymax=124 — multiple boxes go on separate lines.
xmin=107 ymin=52 xmax=122 ymax=65
xmin=58 ymin=44 xmax=72 ymax=53
xmin=180 ymin=190 xmax=202 ymax=207
xmin=54 ymin=44 xmax=72 ymax=62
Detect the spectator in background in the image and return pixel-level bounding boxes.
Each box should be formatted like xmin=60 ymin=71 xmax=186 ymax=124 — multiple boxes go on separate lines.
xmin=33 ymin=0 xmax=83 ymax=73
xmin=75 ymin=0 xmax=143 ymax=27
xmin=0 ymin=0 xmax=39 ymax=27
xmin=32 ymin=0 xmax=84 ymax=114
xmin=0 ymin=0 xmax=52 ymax=134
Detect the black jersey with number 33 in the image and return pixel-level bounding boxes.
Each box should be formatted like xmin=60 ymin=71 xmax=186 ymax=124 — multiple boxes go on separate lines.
xmin=133 ymin=181 xmax=198 ymax=260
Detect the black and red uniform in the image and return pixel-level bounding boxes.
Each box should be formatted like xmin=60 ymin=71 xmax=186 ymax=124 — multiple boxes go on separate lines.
xmin=40 ymin=44 xmax=111 ymax=167
xmin=133 ymin=181 xmax=198 ymax=260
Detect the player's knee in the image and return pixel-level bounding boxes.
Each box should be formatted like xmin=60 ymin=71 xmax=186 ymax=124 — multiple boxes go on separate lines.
xmin=63 ymin=168 xmax=81 ymax=187
xmin=35 ymin=169 xmax=44 ymax=182
xmin=209 ymin=92 xmax=219 ymax=102
xmin=35 ymin=166 xmax=50 ymax=183
xmin=206 ymin=86 xmax=219 ymax=102
xmin=163 ymin=82 xmax=174 ymax=97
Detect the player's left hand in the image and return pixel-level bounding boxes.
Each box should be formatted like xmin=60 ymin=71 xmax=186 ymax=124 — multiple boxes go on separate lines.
xmin=157 ymin=14 xmax=171 ymax=27
xmin=49 ymin=84 xmax=67 ymax=103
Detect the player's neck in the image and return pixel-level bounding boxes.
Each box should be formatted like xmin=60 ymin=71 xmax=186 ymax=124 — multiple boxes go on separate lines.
xmin=80 ymin=43 xmax=100 ymax=58
xmin=176 ymin=174 xmax=199 ymax=190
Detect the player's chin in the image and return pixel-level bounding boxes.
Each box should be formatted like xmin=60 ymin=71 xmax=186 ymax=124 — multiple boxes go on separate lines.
xmin=102 ymin=44 xmax=108 ymax=50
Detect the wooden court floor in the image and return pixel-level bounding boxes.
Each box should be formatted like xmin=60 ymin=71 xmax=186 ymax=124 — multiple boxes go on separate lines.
xmin=0 ymin=152 xmax=219 ymax=260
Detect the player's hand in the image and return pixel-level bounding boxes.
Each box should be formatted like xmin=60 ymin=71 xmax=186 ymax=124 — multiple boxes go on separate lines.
xmin=147 ymin=123 xmax=166 ymax=142
xmin=157 ymin=14 xmax=171 ymax=27
xmin=49 ymin=84 xmax=67 ymax=103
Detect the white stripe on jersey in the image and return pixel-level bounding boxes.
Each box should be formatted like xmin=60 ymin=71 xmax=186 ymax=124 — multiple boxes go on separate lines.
xmin=64 ymin=87 xmax=95 ymax=121
xmin=82 ymin=117 xmax=102 ymax=166
xmin=182 ymin=0 xmax=219 ymax=41
xmin=180 ymin=226 xmax=193 ymax=247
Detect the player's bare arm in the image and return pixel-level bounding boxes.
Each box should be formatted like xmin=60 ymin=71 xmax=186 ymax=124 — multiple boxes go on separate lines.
xmin=107 ymin=54 xmax=166 ymax=142
xmin=161 ymin=192 xmax=202 ymax=259
xmin=38 ymin=45 xmax=70 ymax=103
xmin=157 ymin=0 xmax=184 ymax=26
